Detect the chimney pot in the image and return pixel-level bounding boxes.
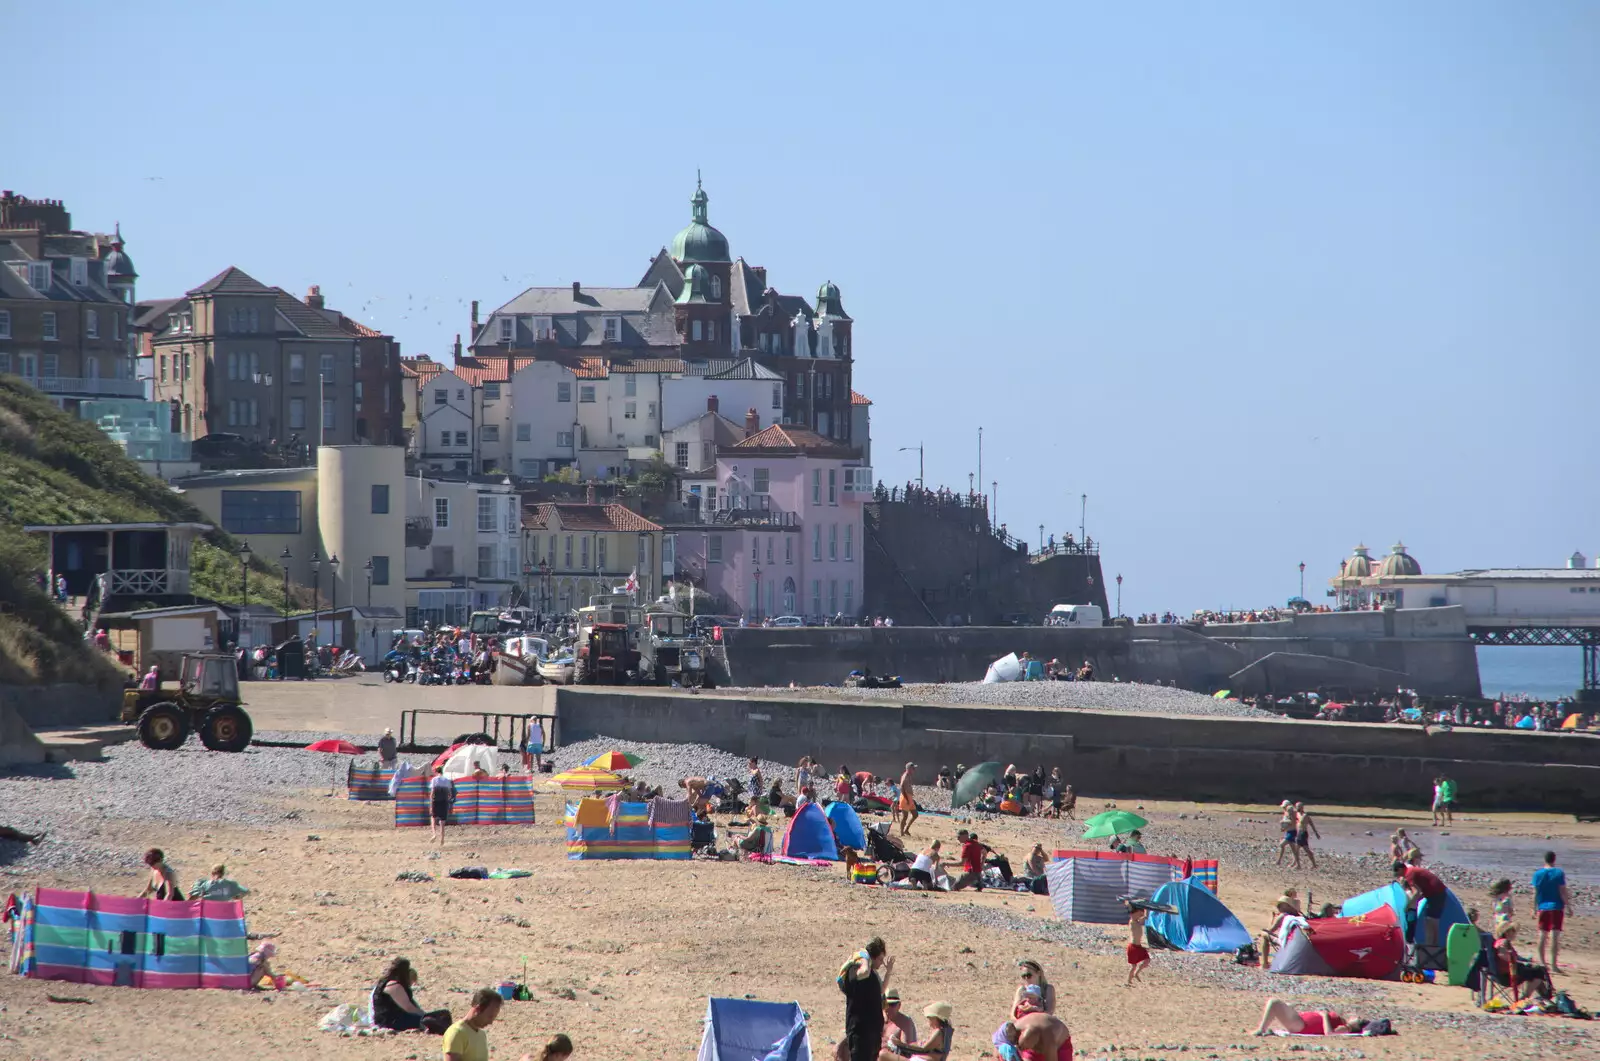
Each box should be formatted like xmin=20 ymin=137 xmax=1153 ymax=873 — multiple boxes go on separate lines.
xmin=306 ymin=284 xmax=324 ymax=309
xmin=572 ymin=281 xmax=581 ymax=298
xmin=707 ymin=394 xmax=719 ymax=413
xmin=470 ymin=300 xmax=479 ymax=333
xmin=745 ymin=408 xmax=759 ymax=438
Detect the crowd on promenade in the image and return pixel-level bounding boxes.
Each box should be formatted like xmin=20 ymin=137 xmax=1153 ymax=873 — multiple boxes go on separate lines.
xmin=1258 ymin=693 xmax=1593 ymax=732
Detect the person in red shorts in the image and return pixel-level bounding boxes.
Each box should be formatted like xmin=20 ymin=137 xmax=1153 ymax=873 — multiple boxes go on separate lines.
xmin=1014 ymin=1001 xmax=1072 ymax=1061
xmin=1125 ymin=904 xmax=1150 ymax=986
xmin=1532 ymin=850 xmax=1571 ymax=971
xmin=1254 ymin=998 xmax=1348 ymax=1036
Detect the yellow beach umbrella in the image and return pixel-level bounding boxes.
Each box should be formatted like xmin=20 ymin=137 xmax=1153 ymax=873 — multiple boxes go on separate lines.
xmin=552 ymin=765 xmax=628 ymax=791
xmin=1561 ymin=713 xmax=1582 ymax=731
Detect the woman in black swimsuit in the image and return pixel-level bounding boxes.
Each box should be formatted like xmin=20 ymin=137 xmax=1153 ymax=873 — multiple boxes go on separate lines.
xmin=371 ymin=957 xmax=452 ymax=1034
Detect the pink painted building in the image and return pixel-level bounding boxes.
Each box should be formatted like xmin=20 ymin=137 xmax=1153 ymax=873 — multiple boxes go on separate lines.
xmin=673 ymin=424 xmax=871 ymax=620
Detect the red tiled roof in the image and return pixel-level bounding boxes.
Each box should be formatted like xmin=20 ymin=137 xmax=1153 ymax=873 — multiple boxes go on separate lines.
xmin=729 ymin=424 xmax=857 ymax=456
xmin=522 ymin=503 xmax=661 ymax=533
xmin=573 ymin=357 xmax=609 ymax=379
xmin=401 ymin=356 xmax=444 ymax=379
xmin=452 ymin=356 xmax=540 ymax=387
xmin=851 ymin=390 xmax=872 ymax=406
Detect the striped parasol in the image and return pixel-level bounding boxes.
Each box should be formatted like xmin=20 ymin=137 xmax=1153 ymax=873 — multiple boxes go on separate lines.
xmin=552 ymin=765 xmax=628 ymax=791
xmin=586 ymin=750 xmax=643 ymax=770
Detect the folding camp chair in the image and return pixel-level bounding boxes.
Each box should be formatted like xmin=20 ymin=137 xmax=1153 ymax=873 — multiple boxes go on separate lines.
xmin=1469 ymin=939 xmax=1517 ymax=1009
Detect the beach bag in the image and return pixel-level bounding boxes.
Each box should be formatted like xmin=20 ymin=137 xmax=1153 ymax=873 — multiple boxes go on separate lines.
xmin=837 ymin=951 xmax=869 ymax=993
xmin=1361 ymin=1018 xmax=1393 ymax=1036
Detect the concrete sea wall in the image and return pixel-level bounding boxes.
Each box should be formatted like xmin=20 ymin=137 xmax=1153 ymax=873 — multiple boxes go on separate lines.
xmin=556 ymin=687 xmax=1600 ymax=813
xmin=721 ymin=608 xmax=1482 ymax=696
xmin=0 ymin=682 xmax=121 ymax=731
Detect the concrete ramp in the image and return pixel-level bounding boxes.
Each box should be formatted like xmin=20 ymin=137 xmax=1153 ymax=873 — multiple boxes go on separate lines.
xmin=1228 ymin=652 xmax=1415 ymax=696
xmin=0 ymin=702 xmax=48 ymax=767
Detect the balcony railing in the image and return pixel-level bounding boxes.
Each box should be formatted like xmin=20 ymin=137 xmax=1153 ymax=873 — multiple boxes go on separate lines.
xmin=31 ymin=375 xmax=146 ymax=398
xmin=660 ymin=500 xmax=800 ymax=527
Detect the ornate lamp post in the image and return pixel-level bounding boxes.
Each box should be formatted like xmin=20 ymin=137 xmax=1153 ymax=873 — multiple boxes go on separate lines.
xmin=1298 ymin=561 xmax=1306 ymax=599
xmin=753 ymin=562 xmax=762 ymax=622
xmin=1116 ymin=573 xmax=1123 ymax=618
xmin=363 ymin=558 xmax=373 ymax=609
xmin=278 ymin=547 xmax=292 ymax=618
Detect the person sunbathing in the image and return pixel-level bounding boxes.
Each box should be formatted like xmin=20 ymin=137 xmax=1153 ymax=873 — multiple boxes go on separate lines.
xmin=1254 ymin=998 xmax=1347 ymax=1036
xmin=1494 ymin=922 xmax=1553 ymax=1000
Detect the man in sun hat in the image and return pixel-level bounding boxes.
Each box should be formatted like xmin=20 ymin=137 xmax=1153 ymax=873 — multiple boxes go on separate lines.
xmin=882 ymin=987 xmax=917 ymax=1051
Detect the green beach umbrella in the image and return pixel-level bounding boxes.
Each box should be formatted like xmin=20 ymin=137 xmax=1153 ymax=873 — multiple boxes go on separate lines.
xmin=952 ymin=761 xmax=1005 ymax=808
xmin=1081 ymin=810 xmax=1147 ymax=839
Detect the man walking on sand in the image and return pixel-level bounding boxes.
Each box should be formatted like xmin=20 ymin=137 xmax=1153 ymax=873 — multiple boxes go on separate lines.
xmin=1532 ymin=851 xmax=1571 ymax=971
xmin=896 ymin=762 xmax=918 ymax=836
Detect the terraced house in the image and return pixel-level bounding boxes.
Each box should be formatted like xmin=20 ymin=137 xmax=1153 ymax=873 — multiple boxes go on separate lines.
xmin=0 ymin=191 xmax=142 ymax=410
xmin=139 ymin=269 xmax=404 ymax=446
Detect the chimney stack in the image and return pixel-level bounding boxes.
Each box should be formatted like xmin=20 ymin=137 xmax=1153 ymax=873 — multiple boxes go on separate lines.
xmin=707 ymin=394 xmax=719 ymax=414
xmin=572 ymin=281 xmax=581 ymax=299
xmin=752 ymin=266 xmax=767 ymax=289
xmin=470 ymin=300 xmax=479 ymax=336
xmin=745 ymin=408 xmax=759 ymax=438
xmin=453 ymin=333 xmax=462 ymax=364
xmin=585 ymin=482 xmax=596 ymax=505
xmin=306 ymin=284 xmax=324 ymax=309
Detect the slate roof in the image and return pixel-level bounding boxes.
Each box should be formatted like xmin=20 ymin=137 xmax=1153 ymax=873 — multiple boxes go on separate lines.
xmin=187 ymin=266 xmax=275 ymax=297
xmin=522 ymin=503 xmax=661 ymax=533
xmin=611 ymin=357 xmax=688 ymax=374
xmin=476 ymin=283 xmax=679 ymax=349
xmin=272 ymin=289 xmax=353 ymax=339
xmin=707 ymin=357 xmax=781 ymax=381
xmin=726 ymin=424 xmax=858 ymax=457
xmin=664 ymin=408 xmax=748 ymax=441
xmin=0 ymin=243 xmax=125 ymax=304
xmin=134 ymin=297 xmax=185 ymax=329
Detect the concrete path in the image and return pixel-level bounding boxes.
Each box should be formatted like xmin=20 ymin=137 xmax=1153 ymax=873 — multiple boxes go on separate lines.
xmin=240 ymin=675 xmax=554 ymax=742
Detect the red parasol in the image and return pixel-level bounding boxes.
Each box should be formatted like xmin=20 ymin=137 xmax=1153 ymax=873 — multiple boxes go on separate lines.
xmin=305 ymin=739 xmax=364 ymax=793
xmin=305 ymin=739 xmax=363 ymax=755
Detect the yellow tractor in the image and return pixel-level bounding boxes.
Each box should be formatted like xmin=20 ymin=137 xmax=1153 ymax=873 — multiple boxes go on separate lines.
xmin=121 ymin=653 xmax=254 ymax=752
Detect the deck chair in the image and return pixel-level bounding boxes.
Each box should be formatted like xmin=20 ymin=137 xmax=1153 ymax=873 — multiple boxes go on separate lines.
xmin=1468 ymin=939 xmax=1517 ymax=1009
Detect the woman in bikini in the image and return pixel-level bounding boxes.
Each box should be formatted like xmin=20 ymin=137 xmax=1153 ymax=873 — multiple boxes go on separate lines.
xmin=1254 ymin=999 xmax=1348 ymax=1036
xmin=138 ymin=849 xmax=183 ymax=900
xmin=1012 ymin=959 xmax=1056 ymax=1016
xmin=880 ymin=1002 xmax=953 ymax=1059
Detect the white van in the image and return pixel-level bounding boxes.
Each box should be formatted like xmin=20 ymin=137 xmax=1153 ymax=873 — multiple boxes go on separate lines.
xmin=1046 ymin=604 xmax=1104 ymax=627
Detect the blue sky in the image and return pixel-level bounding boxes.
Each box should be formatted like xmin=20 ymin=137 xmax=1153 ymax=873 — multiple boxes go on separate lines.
xmin=7 ymin=2 xmax=1596 ymax=614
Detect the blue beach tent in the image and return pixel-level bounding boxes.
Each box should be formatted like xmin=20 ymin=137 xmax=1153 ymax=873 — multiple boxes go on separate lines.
xmin=1145 ymin=877 xmax=1252 ymax=953
xmin=1341 ymin=881 xmax=1468 ymax=960
xmin=780 ymin=801 xmax=840 ymax=861
xmin=697 ymin=997 xmax=812 ymax=1061
xmin=823 ymin=801 xmax=867 ymax=852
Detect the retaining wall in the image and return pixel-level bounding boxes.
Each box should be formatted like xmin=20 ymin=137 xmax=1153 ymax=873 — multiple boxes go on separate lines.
xmin=555 ymin=687 xmax=1600 ymax=813
xmin=0 ymin=683 xmax=121 ymax=731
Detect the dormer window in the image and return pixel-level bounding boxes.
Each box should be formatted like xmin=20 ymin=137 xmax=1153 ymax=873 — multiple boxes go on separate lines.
xmin=70 ymin=258 xmax=87 ymax=286
xmin=28 ymin=262 xmax=50 ymax=291
xmin=534 ymin=315 xmax=553 ymax=341
xmin=498 ymin=317 xmax=514 ymax=344
xmin=603 ymin=316 xmax=621 ymax=343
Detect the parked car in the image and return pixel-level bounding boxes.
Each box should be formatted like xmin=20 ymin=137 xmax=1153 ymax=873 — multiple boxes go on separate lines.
xmin=771 ymin=615 xmax=806 ymax=628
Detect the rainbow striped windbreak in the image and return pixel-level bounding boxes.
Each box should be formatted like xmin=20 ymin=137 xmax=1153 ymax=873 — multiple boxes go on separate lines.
xmin=21 ymin=888 xmax=250 ymax=990
xmin=1051 ymin=850 xmax=1220 ymax=894
xmin=394 ymin=776 xmax=537 ymax=827
xmin=564 ymin=801 xmax=691 ymax=860
xmin=347 ymin=761 xmax=396 ymax=801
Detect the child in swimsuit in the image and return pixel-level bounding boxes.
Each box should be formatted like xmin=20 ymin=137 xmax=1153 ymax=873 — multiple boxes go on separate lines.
xmin=1126 ymin=905 xmax=1150 ymax=986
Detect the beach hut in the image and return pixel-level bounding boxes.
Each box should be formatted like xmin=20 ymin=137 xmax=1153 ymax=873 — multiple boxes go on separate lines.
xmin=1144 ymin=878 xmax=1251 ymax=954
xmin=779 ymin=801 xmax=839 ymax=861
xmin=697 ymin=997 xmax=811 ymax=1060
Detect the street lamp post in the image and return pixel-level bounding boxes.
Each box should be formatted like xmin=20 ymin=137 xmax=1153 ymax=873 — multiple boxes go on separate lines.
xmin=1298 ymin=561 xmax=1306 ymax=599
xmin=897 ymin=444 xmax=924 ymax=489
xmin=1080 ymin=494 xmax=1087 ymax=545
xmin=1116 ymin=573 xmax=1123 ymax=618
xmin=1039 ymin=524 xmax=1044 ymax=551
xmin=278 ymin=547 xmax=292 ymax=619
xmin=992 ymin=480 xmax=998 ymax=536
xmin=327 ymin=554 xmax=340 ymax=647
xmin=309 ymin=550 xmax=321 ymax=647
xmin=753 ymin=562 xmax=762 ymax=622
xmin=363 ymin=558 xmax=373 ymax=609
xmin=537 ymin=559 xmax=551 ymax=617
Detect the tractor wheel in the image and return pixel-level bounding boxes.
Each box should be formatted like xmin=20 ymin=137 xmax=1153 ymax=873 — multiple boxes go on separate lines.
xmin=199 ymin=704 xmax=253 ymax=752
xmin=573 ymin=657 xmax=586 ymax=685
xmin=137 ymin=703 xmax=190 ymax=750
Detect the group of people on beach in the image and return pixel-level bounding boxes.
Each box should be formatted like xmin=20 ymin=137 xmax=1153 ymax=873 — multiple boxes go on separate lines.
xmin=836 ymin=940 xmax=1071 ymax=1061
xmin=369 ymin=957 xmax=573 ymax=1060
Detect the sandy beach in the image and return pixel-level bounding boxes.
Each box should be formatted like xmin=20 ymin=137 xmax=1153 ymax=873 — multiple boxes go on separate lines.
xmin=4 ymin=679 xmax=1597 ymax=1061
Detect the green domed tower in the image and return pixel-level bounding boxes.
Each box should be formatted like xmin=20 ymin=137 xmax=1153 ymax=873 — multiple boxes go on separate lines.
xmin=671 ymin=175 xmax=732 ymax=354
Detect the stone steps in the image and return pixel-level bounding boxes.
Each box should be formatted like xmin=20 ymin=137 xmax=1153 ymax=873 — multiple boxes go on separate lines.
xmin=36 ymin=724 xmax=138 ymax=763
